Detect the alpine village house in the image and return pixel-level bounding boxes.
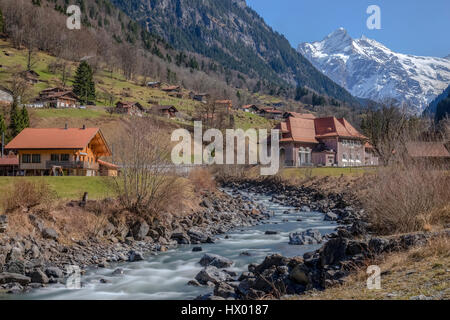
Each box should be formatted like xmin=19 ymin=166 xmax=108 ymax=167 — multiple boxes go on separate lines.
xmin=276 ymin=114 xmax=379 ymax=167
xmin=5 ymin=125 xmax=117 ymax=176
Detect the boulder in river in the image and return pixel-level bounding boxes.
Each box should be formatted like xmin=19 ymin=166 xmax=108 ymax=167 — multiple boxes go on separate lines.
xmin=324 ymin=211 xmax=338 ymax=221
xmin=30 ymin=269 xmax=49 ymax=284
xmin=195 ymin=266 xmax=233 ymax=285
xmin=289 ymin=229 xmax=323 ymax=245
xmin=45 ymin=267 xmax=63 ymax=279
xmin=264 ymin=230 xmax=278 ymax=235
xmin=192 ymin=247 xmax=203 ymax=252
xmin=128 ymin=250 xmax=144 ymax=262
xmin=199 ymin=254 xmax=233 ymax=268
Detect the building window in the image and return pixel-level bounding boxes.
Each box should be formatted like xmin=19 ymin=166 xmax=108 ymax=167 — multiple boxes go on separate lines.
xmin=32 ymin=154 xmax=41 ymax=163
xmin=51 ymin=154 xmax=59 ymax=161
xmin=22 ymin=154 xmax=31 ymax=163
xmin=61 ymin=154 xmax=70 ymax=162
xmin=342 ymin=153 xmax=348 ymax=162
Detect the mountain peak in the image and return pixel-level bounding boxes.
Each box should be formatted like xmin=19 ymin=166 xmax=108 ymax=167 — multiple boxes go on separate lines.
xmin=445 ymin=54 xmax=450 ymax=60
xmin=298 ymin=31 xmax=450 ymax=112
xmin=326 ymin=27 xmax=352 ymax=41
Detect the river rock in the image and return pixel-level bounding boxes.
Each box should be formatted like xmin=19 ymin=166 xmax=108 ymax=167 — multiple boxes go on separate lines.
xmin=171 ymin=230 xmax=190 ymax=244
xmin=289 ymin=229 xmax=323 ymax=245
xmin=301 ymin=206 xmax=311 ymax=212
xmin=131 ymin=221 xmax=149 ymax=241
xmin=195 ymin=266 xmax=232 ymax=285
xmin=30 ymin=269 xmax=49 ymax=284
xmin=324 ymin=211 xmax=338 ymax=221
xmin=0 ymin=272 xmax=31 ymax=286
xmin=5 ymin=260 xmax=25 ymax=274
xmin=214 ymin=282 xmax=236 ymax=299
xmin=42 ymin=228 xmax=59 ymax=241
xmin=368 ymin=238 xmax=390 ymax=254
xmin=264 ymin=231 xmax=278 ymax=235
xmin=45 ymin=267 xmax=63 ymax=279
xmin=289 ymin=264 xmax=310 ymax=286
xmin=112 ymin=268 xmax=124 ymax=276
xmin=199 ymin=254 xmax=233 ymax=268
xmin=192 ymin=247 xmax=202 ymax=252
xmin=320 ymin=237 xmax=348 ymax=267
xmin=128 ymin=250 xmax=144 ymax=262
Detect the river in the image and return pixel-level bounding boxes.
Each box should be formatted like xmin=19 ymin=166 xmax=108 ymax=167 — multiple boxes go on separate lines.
xmin=22 ymin=188 xmax=338 ymax=300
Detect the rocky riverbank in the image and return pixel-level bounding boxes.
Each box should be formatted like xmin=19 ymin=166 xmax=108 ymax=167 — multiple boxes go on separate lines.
xmin=0 ymin=190 xmax=270 ymax=295
xmin=193 ymin=179 xmax=450 ymax=300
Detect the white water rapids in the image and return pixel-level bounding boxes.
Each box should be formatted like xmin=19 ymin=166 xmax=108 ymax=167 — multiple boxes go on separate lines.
xmin=20 ymin=189 xmax=338 ymax=300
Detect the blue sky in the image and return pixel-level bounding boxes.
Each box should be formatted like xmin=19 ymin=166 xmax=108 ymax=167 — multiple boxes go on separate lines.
xmin=246 ymin=0 xmax=450 ymax=58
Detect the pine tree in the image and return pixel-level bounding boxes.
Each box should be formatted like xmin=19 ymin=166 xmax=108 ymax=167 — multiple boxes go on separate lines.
xmin=73 ymin=61 xmax=96 ymax=105
xmin=9 ymin=102 xmax=22 ymax=137
xmin=20 ymin=106 xmax=30 ymax=129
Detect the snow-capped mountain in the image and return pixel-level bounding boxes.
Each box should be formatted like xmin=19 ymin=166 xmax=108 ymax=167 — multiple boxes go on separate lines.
xmin=298 ymin=28 xmax=450 ymax=112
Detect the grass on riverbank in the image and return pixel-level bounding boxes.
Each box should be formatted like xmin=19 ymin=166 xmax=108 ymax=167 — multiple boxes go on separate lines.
xmin=0 ymin=177 xmax=114 ymax=203
xmin=290 ymin=236 xmax=450 ymax=300
xmin=281 ymin=167 xmax=376 ymax=179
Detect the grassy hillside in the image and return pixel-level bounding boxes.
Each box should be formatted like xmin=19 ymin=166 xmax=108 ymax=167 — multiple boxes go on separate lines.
xmin=0 ymin=38 xmax=277 ymax=132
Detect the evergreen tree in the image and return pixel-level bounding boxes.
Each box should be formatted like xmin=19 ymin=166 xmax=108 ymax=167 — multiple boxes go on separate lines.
xmin=295 ymin=86 xmax=308 ymax=101
xmin=9 ymin=102 xmax=22 ymax=137
xmin=20 ymin=106 xmax=30 ymax=129
xmin=435 ymin=93 xmax=450 ymax=123
xmin=73 ymin=61 xmax=96 ymax=104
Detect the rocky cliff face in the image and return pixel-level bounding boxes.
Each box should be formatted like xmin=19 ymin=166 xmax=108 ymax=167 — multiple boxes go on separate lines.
xmin=298 ymin=28 xmax=450 ymax=113
xmin=110 ymin=0 xmax=357 ymax=105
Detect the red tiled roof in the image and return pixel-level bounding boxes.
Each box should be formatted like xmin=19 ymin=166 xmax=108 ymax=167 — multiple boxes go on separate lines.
xmin=279 ymin=116 xmax=367 ymax=144
xmin=6 ymin=128 xmax=102 ymax=150
xmin=98 ymin=159 xmax=118 ymax=170
xmin=314 ymin=117 xmax=366 ymax=139
xmin=284 ymin=112 xmax=316 ymax=119
xmin=406 ymin=142 xmax=450 ymax=158
xmin=0 ymin=155 xmax=19 ymax=166
xmin=280 ymin=117 xmax=318 ymax=143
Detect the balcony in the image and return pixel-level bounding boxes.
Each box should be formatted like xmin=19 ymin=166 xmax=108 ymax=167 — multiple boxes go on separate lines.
xmin=46 ymin=161 xmax=99 ymax=170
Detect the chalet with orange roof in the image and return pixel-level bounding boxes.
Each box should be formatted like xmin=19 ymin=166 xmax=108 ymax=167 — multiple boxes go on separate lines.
xmin=276 ymin=116 xmax=378 ymax=167
xmin=0 ymin=153 xmax=19 ymax=176
xmin=5 ymin=125 xmax=116 ymax=176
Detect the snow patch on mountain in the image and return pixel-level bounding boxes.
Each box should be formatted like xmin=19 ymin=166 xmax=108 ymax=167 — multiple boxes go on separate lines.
xmin=298 ymin=28 xmax=450 ymax=113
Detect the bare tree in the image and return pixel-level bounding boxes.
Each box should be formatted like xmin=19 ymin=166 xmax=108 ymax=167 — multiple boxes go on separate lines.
xmin=4 ymin=70 xmax=32 ymax=105
xmin=360 ymin=106 xmax=424 ymax=165
xmin=112 ymin=118 xmax=179 ymax=219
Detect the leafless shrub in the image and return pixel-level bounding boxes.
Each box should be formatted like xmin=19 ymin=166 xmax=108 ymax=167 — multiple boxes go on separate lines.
xmin=111 ymin=118 xmax=180 ymax=219
xmin=361 ymin=162 xmax=450 ymax=235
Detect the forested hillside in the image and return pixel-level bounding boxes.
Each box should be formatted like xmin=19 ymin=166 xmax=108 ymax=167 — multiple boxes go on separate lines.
xmin=110 ymin=0 xmax=358 ymax=105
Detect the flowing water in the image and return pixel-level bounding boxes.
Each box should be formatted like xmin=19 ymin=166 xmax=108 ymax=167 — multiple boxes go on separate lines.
xmin=22 ymin=189 xmax=338 ymax=300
